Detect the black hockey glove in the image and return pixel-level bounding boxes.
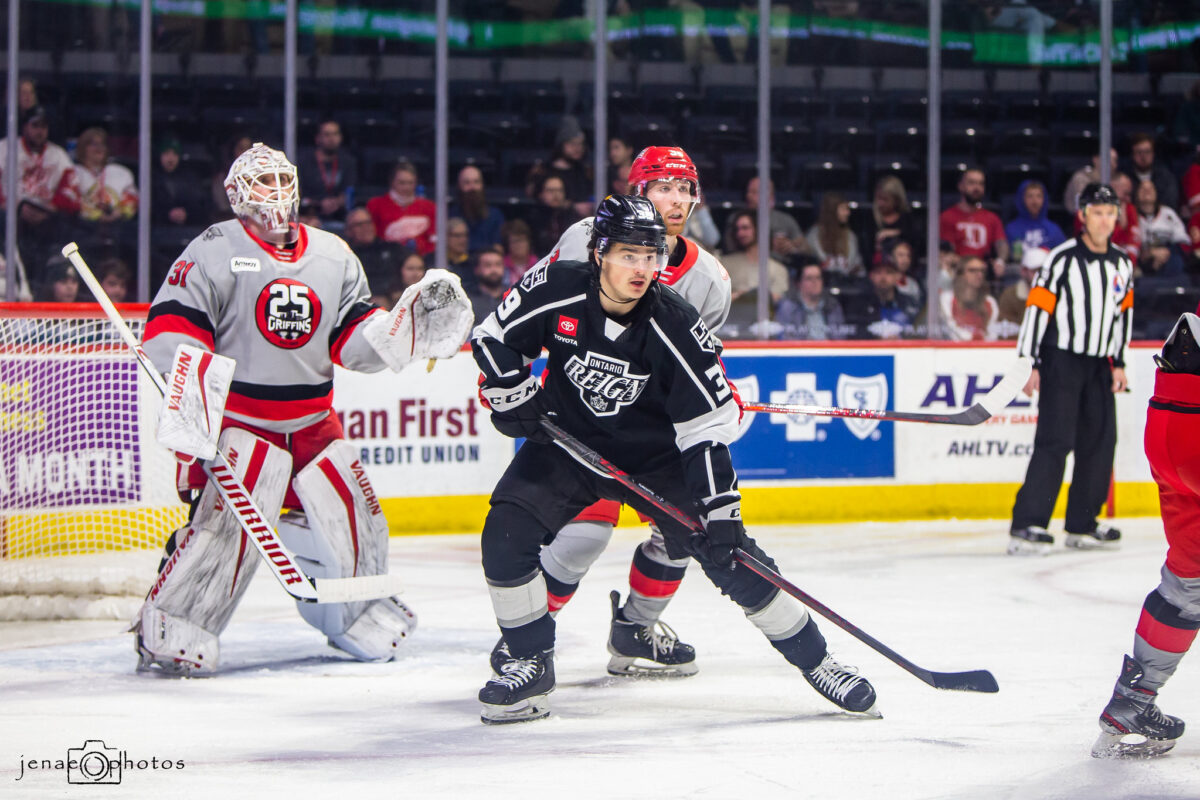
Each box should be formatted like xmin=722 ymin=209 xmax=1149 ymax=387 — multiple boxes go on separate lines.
xmin=696 ymin=497 xmax=745 ymax=568
xmin=479 ymin=374 xmax=553 ymax=444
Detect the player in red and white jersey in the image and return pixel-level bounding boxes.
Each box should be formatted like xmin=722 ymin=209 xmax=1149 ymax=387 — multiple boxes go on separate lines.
xmin=135 ymin=143 xmax=472 ymax=675
xmin=492 ymin=146 xmax=734 ymax=677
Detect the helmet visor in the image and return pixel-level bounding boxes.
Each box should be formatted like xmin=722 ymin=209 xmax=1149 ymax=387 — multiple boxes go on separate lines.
xmin=597 ymin=239 xmax=669 ymax=276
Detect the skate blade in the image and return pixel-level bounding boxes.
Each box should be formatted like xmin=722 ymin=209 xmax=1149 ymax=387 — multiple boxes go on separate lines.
xmin=855 ymin=702 xmax=884 ymax=719
xmin=1091 ymin=730 xmax=1176 ymax=759
xmin=1065 ymin=534 xmax=1120 ymax=551
xmin=480 ymin=695 xmax=551 ymax=725
xmin=1006 ymin=538 xmax=1052 ymax=556
xmin=607 ymin=655 xmax=699 ymax=678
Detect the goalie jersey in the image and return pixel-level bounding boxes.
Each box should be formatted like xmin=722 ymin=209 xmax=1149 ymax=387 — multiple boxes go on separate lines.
xmin=533 ymin=218 xmax=732 ymax=334
xmin=473 ymin=260 xmax=740 ymax=500
xmin=143 ymin=220 xmax=386 ymax=433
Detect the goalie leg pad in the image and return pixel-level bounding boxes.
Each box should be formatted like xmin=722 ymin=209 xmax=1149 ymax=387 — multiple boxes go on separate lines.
xmin=134 ymin=429 xmax=292 ymax=672
xmin=286 ymin=441 xmax=415 ymax=658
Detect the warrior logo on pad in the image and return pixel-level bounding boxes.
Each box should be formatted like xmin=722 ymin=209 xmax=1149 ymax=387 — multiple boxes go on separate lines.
xmin=564 ymin=351 xmax=649 ymax=417
xmin=255 ymin=278 xmax=322 ymax=349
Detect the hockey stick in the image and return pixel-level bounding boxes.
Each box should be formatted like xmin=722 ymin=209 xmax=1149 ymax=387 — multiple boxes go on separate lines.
xmin=540 ymin=416 xmax=999 ymax=693
xmin=742 ymin=357 xmax=1032 ymax=426
xmin=62 ymin=242 xmax=403 ymax=605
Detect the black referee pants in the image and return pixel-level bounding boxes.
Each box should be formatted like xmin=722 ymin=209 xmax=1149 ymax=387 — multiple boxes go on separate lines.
xmin=1011 ymin=348 xmax=1116 ymax=534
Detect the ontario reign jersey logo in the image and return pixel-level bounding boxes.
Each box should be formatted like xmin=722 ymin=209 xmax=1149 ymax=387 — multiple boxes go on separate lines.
xmin=255 ymin=278 xmax=322 ymax=349
xmin=564 ymin=351 xmax=649 ymax=417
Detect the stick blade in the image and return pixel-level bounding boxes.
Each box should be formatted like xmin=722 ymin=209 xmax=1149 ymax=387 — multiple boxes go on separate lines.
xmin=928 ymin=669 xmax=999 ymax=693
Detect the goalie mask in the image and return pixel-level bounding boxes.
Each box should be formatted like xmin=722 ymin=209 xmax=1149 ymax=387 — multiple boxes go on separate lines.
xmin=589 ymin=194 xmax=669 ymax=277
xmin=225 ymin=143 xmax=300 ymax=244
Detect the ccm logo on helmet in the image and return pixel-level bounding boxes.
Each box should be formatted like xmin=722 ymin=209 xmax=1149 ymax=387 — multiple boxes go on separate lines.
xmin=255 ymin=278 xmax=322 ymax=349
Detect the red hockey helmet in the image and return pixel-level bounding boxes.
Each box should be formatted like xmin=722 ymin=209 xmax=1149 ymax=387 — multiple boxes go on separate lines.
xmin=627 ymin=146 xmax=702 ymax=206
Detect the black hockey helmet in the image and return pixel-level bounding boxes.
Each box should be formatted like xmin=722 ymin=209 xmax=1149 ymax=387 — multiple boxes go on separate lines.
xmin=1077 ymin=182 xmax=1120 ymax=210
xmin=589 ymin=194 xmax=669 ymax=274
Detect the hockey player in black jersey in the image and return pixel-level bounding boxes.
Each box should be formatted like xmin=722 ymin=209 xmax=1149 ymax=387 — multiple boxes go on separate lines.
xmin=471 ymin=195 xmax=877 ymax=724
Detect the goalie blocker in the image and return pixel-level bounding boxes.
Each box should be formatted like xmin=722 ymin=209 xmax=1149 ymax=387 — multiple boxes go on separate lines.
xmin=136 ymin=429 xmax=415 ymax=675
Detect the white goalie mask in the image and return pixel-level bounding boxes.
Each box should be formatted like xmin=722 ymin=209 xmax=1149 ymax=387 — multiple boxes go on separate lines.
xmin=225 ymin=143 xmax=299 ymax=243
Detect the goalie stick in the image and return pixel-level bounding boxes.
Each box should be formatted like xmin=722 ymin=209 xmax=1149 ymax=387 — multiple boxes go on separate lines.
xmin=61 ymin=242 xmax=404 ymax=605
xmin=539 ymin=416 xmax=999 ymax=694
xmin=742 ymin=357 xmax=1032 ymax=426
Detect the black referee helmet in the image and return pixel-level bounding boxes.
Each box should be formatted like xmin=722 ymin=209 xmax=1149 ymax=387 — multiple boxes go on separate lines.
xmin=1078 ymin=182 xmax=1120 ymax=209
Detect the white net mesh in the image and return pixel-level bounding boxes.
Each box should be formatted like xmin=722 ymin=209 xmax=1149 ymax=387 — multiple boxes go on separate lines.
xmin=0 ymin=306 xmax=188 ymax=619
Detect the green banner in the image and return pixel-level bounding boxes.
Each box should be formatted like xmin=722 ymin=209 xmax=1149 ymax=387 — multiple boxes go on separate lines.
xmin=29 ymin=0 xmax=1200 ymax=67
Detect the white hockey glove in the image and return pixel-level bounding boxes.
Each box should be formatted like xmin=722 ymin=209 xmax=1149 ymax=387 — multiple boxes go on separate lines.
xmin=156 ymin=344 xmax=235 ymax=462
xmin=363 ymin=268 xmax=474 ymax=372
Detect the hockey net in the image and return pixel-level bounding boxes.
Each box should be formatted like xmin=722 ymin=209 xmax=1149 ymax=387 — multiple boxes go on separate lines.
xmin=0 ymin=304 xmax=188 ymax=620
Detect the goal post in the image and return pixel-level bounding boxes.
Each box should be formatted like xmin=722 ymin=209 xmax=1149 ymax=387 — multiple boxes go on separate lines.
xmin=0 ymin=303 xmax=188 ymax=620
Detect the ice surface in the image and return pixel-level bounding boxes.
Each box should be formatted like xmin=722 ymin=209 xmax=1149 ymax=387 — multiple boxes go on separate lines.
xmin=2 ymin=519 xmax=1197 ymax=799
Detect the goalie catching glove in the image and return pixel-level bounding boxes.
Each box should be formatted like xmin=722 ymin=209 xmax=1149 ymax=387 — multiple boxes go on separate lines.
xmin=155 ymin=344 xmax=235 ymax=462
xmin=478 ymin=373 xmax=554 ymax=444
xmin=363 ymin=268 xmax=474 ymax=372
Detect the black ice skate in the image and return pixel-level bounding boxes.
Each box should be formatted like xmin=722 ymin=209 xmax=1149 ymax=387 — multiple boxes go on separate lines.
xmin=802 ymin=653 xmax=879 ymax=716
xmin=489 ymin=636 xmax=511 ymax=676
xmin=1092 ymin=655 xmax=1185 ymax=759
xmin=1066 ymin=522 xmax=1122 ymax=551
xmin=606 ymin=591 xmax=698 ymax=678
xmin=479 ymin=649 xmax=555 ymax=724
xmin=1007 ymin=526 xmax=1054 ymax=556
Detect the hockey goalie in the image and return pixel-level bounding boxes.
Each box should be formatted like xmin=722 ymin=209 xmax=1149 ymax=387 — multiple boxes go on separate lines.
xmin=134 ymin=143 xmax=473 ymax=675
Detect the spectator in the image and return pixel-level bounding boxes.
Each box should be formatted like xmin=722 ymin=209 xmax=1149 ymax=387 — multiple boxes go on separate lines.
xmin=609 ymin=135 xmax=634 ymax=176
xmin=847 ymin=257 xmax=921 ymax=340
xmin=939 ymin=167 xmax=1009 ymax=278
xmin=151 ymin=136 xmax=208 ymax=227
xmin=807 ymin=191 xmax=863 ymax=279
xmin=1064 ymin=148 xmax=1118 ymax=214
xmin=997 ymin=246 xmax=1049 ymax=338
xmin=297 ymin=118 xmax=357 ymax=225
xmin=210 ymin=134 xmax=252 ymax=223
xmin=435 ymin=217 xmax=472 ymax=279
xmin=1180 ymin=146 xmax=1200 ymax=216
xmin=75 ymin=126 xmax=138 ymax=224
xmin=398 ymin=251 xmax=426 ymax=295
xmin=449 ymin=165 xmax=504 ymax=252
xmin=35 ymin=253 xmax=80 ymax=303
xmin=16 ymin=77 xmax=38 ymax=115
xmin=526 ymin=173 xmax=581 ymax=258
xmin=721 ymin=209 xmax=790 ymax=305
xmin=367 ymin=159 xmax=437 ymax=255
xmin=343 ymin=206 xmax=409 ymax=306
xmin=0 ymin=105 xmax=81 ymax=278
xmin=859 ymin=175 xmax=921 ymax=266
xmin=609 ymin=161 xmax=632 ymax=197
xmin=683 ymin=201 xmax=721 ymax=251
xmin=466 ymin=247 xmax=507 ymax=324
xmin=882 ymin=237 xmax=924 ymax=309
xmin=96 ymin=257 xmax=132 ymax=303
xmin=1135 ymin=179 xmax=1189 ymax=278
xmin=527 ymin=115 xmax=592 ymax=217
xmin=724 ymin=176 xmax=810 ymax=263
xmin=1005 ymin=179 xmax=1065 ymax=262
xmin=774 ymin=263 xmax=847 ymax=340
xmin=500 ymin=218 xmax=538 ymax=285
xmin=936 ymin=240 xmax=961 ymax=293
xmin=1126 ymin=133 xmax=1179 ymax=212
xmin=939 ymin=256 xmax=999 ymax=341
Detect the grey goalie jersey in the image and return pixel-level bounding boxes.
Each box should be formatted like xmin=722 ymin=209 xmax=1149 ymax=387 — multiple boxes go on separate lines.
xmin=472 ymin=260 xmax=740 ymax=505
xmin=143 ymin=220 xmax=386 ymax=433
xmin=533 ymin=217 xmax=732 ymax=334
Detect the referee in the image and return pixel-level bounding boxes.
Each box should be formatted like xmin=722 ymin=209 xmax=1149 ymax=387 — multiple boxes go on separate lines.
xmin=1009 ymin=183 xmax=1133 ymax=555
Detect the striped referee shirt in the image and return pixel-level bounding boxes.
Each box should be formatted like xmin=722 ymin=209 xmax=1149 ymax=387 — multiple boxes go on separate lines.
xmin=1016 ymin=238 xmax=1134 ymax=367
